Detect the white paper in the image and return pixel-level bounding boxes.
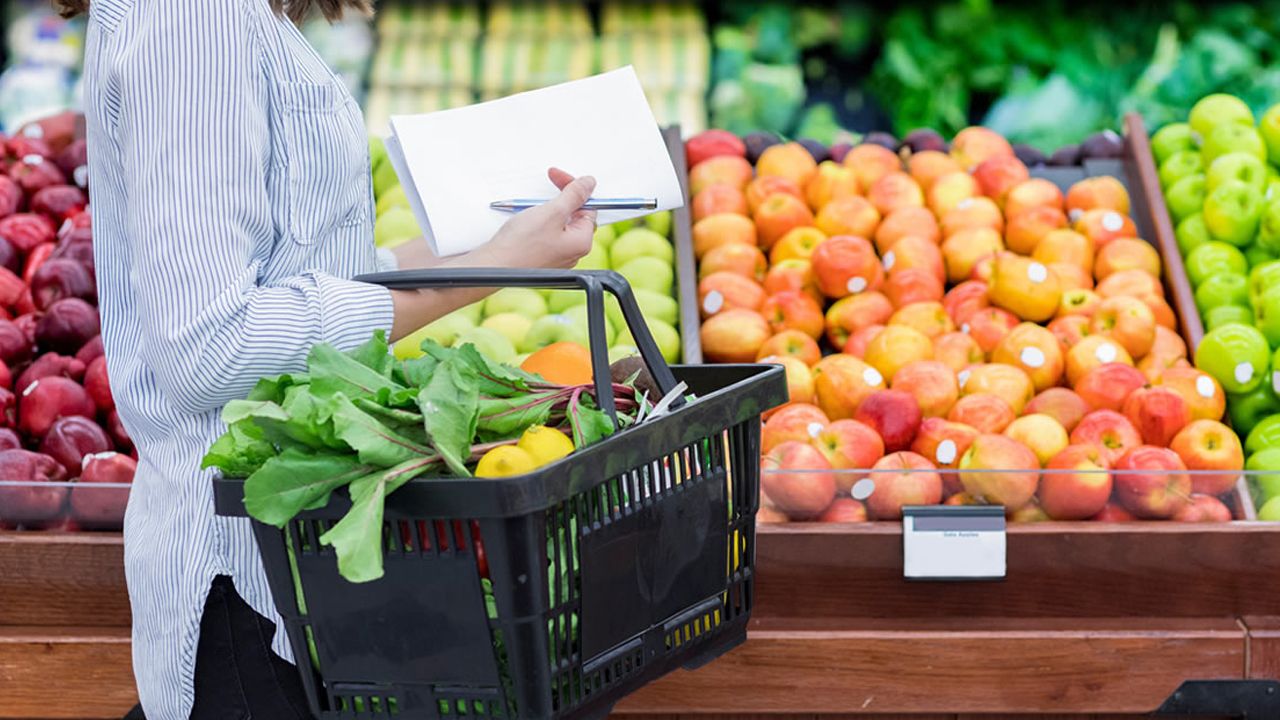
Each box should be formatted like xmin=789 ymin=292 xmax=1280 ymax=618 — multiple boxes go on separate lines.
xmin=387 ymin=67 xmax=684 ymax=257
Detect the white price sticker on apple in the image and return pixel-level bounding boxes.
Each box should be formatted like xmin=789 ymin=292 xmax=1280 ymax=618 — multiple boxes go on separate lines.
xmin=903 ymin=506 xmax=1006 ymax=580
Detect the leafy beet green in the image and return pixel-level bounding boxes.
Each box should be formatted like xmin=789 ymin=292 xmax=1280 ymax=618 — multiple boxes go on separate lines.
xmin=203 ymin=330 xmax=640 ymax=583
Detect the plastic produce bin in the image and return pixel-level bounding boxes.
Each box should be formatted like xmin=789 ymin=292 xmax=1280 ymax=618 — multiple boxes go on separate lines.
xmin=214 ymin=268 xmax=788 ymax=719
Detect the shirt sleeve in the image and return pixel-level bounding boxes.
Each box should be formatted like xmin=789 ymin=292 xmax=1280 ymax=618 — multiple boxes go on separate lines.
xmin=375 ymin=247 xmax=399 ymax=273
xmin=113 ymin=2 xmax=394 ymax=416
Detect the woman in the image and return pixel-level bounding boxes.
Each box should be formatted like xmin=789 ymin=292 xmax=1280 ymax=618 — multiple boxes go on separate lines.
xmin=59 ymin=0 xmax=597 ymax=716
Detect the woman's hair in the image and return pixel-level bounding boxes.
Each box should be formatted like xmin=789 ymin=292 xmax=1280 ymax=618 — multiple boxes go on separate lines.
xmin=53 ymin=0 xmax=373 ymax=22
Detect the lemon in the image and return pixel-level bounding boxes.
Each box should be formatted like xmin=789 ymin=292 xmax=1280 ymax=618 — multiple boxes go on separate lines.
xmin=475 ymin=446 xmax=537 ymax=478
xmin=517 ymin=425 xmax=575 ymax=467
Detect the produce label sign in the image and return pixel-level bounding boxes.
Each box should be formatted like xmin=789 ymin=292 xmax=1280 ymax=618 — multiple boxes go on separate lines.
xmin=902 ymin=505 xmax=1006 ymax=580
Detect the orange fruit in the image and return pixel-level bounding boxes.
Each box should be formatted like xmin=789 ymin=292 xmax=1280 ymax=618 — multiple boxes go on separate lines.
xmin=520 ymin=342 xmax=594 ymax=386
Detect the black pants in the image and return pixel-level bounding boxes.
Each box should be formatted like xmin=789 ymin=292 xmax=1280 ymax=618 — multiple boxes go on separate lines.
xmin=124 ymin=575 xmax=314 ymax=719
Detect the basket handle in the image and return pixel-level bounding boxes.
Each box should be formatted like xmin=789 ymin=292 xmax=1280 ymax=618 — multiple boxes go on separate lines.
xmin=355 ymin=268 xmax=683 ymax=428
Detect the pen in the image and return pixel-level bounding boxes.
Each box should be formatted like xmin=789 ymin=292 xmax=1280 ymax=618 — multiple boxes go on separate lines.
xmin=490 ymin=197 xmax=658 ymax=212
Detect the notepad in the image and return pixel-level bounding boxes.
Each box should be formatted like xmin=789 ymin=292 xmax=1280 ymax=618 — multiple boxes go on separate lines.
xmin=386 ymin=67 xmax=685 ymax=257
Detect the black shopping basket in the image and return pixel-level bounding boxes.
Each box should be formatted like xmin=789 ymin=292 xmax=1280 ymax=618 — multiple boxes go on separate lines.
xmin=213 ymin=269 xmax=788 ymax=719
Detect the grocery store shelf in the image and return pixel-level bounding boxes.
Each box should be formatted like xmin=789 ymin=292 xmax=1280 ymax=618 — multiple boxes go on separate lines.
xmin=0 ymin=532 xmax=128 ymax=627
xmin=0 ymin=626 xmax=134 ymax=719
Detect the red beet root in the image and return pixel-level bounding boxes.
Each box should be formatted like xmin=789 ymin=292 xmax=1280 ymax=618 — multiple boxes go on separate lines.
xmin=0 ymin=267 xmax=24 ymax=309
xmin=30 ymin=258 xmax=94 ymax=309
xmin=0 ymin=449 xmax=69 ymax=527
xmin=8 ymin=155 xmax=65 ymax=195
xmin=16 ymin=352 xmax=86 ymax=394
xmin=5 ymin=135 xmax=52 ymax=162
xmin=19 ymin=376 xmax=95 ymax=438
xmin=0 ymin=176 xmax=21 ymax=218
xmin=71 ymin=452 xmax=136 ymax=529
xmin=41 ymin=416 xmax=112 ymax=476
xmin=84 ymin=356 xmax=112 ymax=412
xmin=13 ymin=312 xmax=38 ymax=344
xmin=75 ymin=335 xmax=103 ymax=365
xmin=106 ymin=409 xmax=132 ymax=453
xmin=31 ymin=185 xmax=87 ymax=222
xmin=0 ymin=427 xmax=21 ymax=450
xmin=0 ymin=319 xmax=32 ymax=365
xmin=35 ymin=298 xmax=99 ymax=355
xmin=58 ymin=215 xmax=91 ymax=242
xmin=0 ymin=213 xmax=55 ymax=253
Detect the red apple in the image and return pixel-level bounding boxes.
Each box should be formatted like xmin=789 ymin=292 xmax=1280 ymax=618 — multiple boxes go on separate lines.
xmin=1114 ymin=445 xmax=1191 ymax=519
xmin=1025 ymin=388 xmax=1089 ymax=432
xmin=854 ymin=389 xmax=923 ymax=453
xmin=1121 ymin=386 xmax=1191 ymax=447
xmin=911 ymin=417 xmax=979 ymax=494
xmin=1070 ymin=410 xmax=1142 ymax=464
xmin=958 ymin=434 xmax=1040 ymax=508
xmin=865 ymin=451 xmax=942 ymax=520
xmin=817 ymin=497 xmax=868 ymax=523
xmin=812 ymin=419 xmax=885 ymax=490
xmin=1169 ymin=419 xmax=1244 ymax=496
xmin=70 ymin=451 xmax=137 ymax=529
xmin=1090 ymin=502 xmax=1136 ymax=522
xmin=1039 ymin=444 xmax=1112 ymax=520
xmin=1173 ymin=494 xmax=1233 ymax=522
xmin=890 ymin=360 xmax=959 ymax=418
xmin=761 ymin=441 xmax=838 ymax=519
xmin=1074 ymin=362 xmax=1147 ymax=412
xmin=762 ymin=403 xmax=829 ymax=454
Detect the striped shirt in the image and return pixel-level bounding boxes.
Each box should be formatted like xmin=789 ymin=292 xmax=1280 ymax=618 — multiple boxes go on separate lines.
xmin=83 ymin=1 xmax=398 ymax=716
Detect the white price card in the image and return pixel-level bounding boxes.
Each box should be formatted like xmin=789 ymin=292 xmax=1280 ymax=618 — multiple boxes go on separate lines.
xmin=902 ymin=505 xmax=1006 ymax=581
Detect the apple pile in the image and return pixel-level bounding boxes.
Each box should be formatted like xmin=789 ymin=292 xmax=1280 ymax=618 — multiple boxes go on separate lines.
xmin=1153 ymin=94 xmax=1280 ymax=521
xmin=685 ymin=127 xmax=1238 ymax=524
xmin=0 ymin=112 xmax=137 ymax=533
xmin=391 ymin=215 xmax=682 ymax=366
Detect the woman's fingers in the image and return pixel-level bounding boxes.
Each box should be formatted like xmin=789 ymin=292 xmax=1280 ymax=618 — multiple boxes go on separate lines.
xmin=547 ymin=167 xmax=576 ymax=189
xmin=566 ymin=208 xmax=597 ymax=235
xmin=547 ymin=175 xmax=596 ymax=218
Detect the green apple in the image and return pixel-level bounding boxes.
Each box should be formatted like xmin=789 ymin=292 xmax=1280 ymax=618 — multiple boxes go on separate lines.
xmin=1250 ymin=260 xmax=1280 ymax=306
xmin=563 ymin=303 xmax=617 ymax=345
xmin=1204 ymin=304 xmax=1253 ymax=331
xmin=1204 ymin=180 xmax=1264 ymax=247
xmin=1246 ymin=414 xmax=1280 ymax=455
xmin=1245 ymin=448 xmax=1280 ymax=501
xmin=1151 ymin=122 xmax=1200 ymax=165
xmin=1195 ymin=323 xmax=1270 ymax=394
xmin=1269 ymin=178 xmax=1280 ymax=204
xmin=1259 ymin=496 xmax=1280 ymax=521
xmin=648 ymin=318 xmax=681 ymax=363
xmin=633 ymin=287 xmax=679 ymax=325
xmin=617 ymin=256 xmax=675 ymax=294
xmin=1189 ymin=93 xmax=1255 ymax=140
xmin=644 ymin=210 xmax=673 ymax=238
xmin=369 ymin=135 xmax=388 ymax=172
xmin=1159 ymin=150 xmax=1204 ymax=189
xmin=546 ymin=289 xmax=585 ymax=314
xmin=520 ymin=314 xmax=589 ymax=353
xmin=610 ymin=218 xmax=639 ymax=234
xmin=455 ymin=326 xmax=516 ymax=364
xmin=604 ymin=295 xmax=625 ymax=331
xmin=394 ymin=313 xmax=475 ymax=359
xmin=373 ymin=158 xmax=400 ymax=199
xmin=610 ymin=228 xmax=674 ymax=268
xmin=1261 ymin=103 xmax=1280 ymax=166
xmin=373 ymin=207 xmax=420 ymax=248
xmin=1176 ymin=214 xmax=1211 ymax=256
xmin=1258 ymin=200 xmax=1280 ymax=255
xmin=1185 ymin=242 xmax=1248 ymax=287
xmin=483 ymin=288 xmax=548 ymax=321
xmin=1165 ymin=174 xmax=1207 ymax=224
xmin=608 ymin=344 xmax=640 ymax=364
xmin=1257 ymin=286 xmax=1280 ymax=346
xmin=457 ymin=302 xmax=484 ymax=325
xmin=1202 ymin=123 xmax=1267 ymax=165
xmin=1195 ymin=273 xmax=1249 ymax=315
xmin=1206 ymin=152 xmax=1268 ymax=193
xmin=480 ymin=312 xmax=533 ymax=349
xmin=513 ymin=352 xmax=531 ymax=366
xmin=575 ymin=240 xmax=611 ymax=271
xmin=1228 ymin=384 xmax=1280 ymax=437
xmin=592 ymin=223 xmax=618 ymax=249
xmin=1246 ymin=244 xmax=1277 ymax=269
xmin=375 ymin=184 xmax=410 ymax=216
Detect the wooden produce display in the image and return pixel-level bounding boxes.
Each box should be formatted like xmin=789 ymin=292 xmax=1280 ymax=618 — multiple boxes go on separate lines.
xmin=621 ymin=114 xmax=1280 ymax=718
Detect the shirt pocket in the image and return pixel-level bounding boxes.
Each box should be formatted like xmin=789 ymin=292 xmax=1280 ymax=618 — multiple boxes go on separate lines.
xmin=275 ymin=79 xmax=369 ymax=245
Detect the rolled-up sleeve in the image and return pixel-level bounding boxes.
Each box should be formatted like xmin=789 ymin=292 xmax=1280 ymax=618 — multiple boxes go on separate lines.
xmin=114 ymin=1 xmax=393 ymax=415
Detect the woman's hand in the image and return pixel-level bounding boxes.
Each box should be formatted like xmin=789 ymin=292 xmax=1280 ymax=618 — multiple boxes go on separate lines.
xmin=473 ymin=168 xmax=597 ymax=269
xmin=387 ymin=168 xmax=598 ymax=341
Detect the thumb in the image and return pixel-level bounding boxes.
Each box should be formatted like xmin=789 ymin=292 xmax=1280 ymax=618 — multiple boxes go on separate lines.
xmin=546 ymin=176 xmax=596 ymax=219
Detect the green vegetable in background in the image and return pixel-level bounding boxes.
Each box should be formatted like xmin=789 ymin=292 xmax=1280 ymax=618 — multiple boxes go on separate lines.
xmin=204 ymin=330 xmax=638 ymax=583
